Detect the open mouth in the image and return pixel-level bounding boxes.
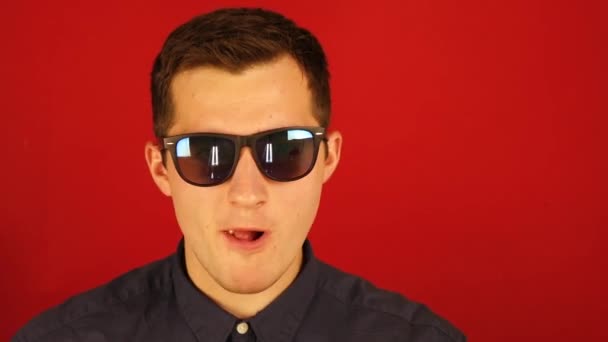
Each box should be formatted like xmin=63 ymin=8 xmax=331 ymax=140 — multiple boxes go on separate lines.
xmin=225 ymin=229 xmax=265 ymax=242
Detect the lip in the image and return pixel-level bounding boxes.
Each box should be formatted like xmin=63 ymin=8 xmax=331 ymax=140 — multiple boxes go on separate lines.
xmin=221 ymin=228 xmax=270 ymax=252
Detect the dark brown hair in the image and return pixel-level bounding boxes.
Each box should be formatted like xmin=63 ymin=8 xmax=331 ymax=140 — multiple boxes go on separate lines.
xmin=151 ymin=8 xmax=330 ymax=138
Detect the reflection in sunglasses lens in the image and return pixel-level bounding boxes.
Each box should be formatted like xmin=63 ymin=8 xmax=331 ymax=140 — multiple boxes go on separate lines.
xmin=176 ymin=136 xmax=235 ymax=185
xmin=256 ymin=129 xmax=314 ymax=181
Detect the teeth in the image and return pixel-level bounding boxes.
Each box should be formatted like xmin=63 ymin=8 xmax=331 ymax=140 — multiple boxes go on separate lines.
xmin=228 ymin=230 xmax=235 ymax=235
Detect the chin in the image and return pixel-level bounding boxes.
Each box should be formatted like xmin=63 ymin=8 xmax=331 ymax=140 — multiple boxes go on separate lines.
xmin=221 ymin=275 xmax=276 ymax=295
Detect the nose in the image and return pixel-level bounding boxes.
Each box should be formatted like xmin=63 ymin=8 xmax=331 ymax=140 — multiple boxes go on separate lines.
xmin=227 ymin=147 xmax=268 ymax=208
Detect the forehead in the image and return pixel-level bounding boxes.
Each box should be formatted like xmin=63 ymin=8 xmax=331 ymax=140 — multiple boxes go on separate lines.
xmin=168 ymin=55 xmax=318 ymax=136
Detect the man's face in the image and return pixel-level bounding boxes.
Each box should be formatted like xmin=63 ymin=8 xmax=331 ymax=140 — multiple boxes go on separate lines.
xmin=146 ymin=55 xmax=341 ymax=295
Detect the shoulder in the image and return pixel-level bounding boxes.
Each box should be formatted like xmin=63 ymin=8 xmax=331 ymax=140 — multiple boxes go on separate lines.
xmin=12 ymin=254 xmax=174 ymax=342
xmin=315 ymin=260 xmax=465 ymax=342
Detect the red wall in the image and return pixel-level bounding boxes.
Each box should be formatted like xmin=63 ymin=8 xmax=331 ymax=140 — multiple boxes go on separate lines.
xmin=1 ymin=0 xmax=606 ymax=340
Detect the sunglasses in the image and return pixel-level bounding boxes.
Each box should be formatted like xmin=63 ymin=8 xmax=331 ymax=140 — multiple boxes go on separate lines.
xmin=162 ymin=126 xmax=326 ymax=186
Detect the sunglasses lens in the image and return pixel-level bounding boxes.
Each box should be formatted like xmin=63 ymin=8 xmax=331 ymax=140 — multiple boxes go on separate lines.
xmin=175 ymin=136 xmax=235 ymax=185
xmin=255 ymin=129 xmax=316 ymax=181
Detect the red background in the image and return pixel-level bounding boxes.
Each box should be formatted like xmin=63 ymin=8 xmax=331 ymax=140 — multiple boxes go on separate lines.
xmin=1 ymin=0 xmax=607 ymax=340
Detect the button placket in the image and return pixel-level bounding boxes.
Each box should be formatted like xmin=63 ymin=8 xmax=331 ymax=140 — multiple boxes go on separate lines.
xmin=230 ymin=321 xmax=256 ymax=342
xmin=236 ymin=322 xmax=249 ymax=335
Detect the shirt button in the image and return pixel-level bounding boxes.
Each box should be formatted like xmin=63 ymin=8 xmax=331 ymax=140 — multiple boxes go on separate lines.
xmin=236 ymin=322 xmax=249 ymax=335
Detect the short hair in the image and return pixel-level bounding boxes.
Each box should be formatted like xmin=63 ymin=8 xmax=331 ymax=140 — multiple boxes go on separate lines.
xmin=150 ymin=8 xmax=331 ymax=138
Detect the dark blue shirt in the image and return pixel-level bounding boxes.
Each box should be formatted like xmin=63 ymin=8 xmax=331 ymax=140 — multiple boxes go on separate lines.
xmin=13 ymin=240 xmax=465 ymax=341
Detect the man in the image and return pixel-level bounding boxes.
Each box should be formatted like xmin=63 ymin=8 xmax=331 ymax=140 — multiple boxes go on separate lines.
xmin=13 ymin=8 xmax=464 ymax=342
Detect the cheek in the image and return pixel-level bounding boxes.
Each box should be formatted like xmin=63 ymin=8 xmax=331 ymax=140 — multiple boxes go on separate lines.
xmin=276 ymin=172 xmax=324 ymax=230
xmin=167 ymin=174 xmax=218 ymax=234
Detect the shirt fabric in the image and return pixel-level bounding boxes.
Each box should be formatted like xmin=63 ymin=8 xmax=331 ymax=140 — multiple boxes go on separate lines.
xmin=13 ymin=239 xmax=465 ymax=342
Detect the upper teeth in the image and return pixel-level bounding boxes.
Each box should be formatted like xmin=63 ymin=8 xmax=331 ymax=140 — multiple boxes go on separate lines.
xmin=228 ymin=230 xmax=235 ymax=235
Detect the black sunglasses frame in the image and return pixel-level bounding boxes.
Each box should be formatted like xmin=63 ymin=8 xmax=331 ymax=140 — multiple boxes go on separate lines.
xmin=161 ymin=126 xmax=327 ymax=187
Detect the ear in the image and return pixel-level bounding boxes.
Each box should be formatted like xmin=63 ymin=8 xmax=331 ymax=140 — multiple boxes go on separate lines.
xmin=145 ymin=142 xmax=172 ymax=197
xmin=321 ymin=130 xmax=342 ymax=183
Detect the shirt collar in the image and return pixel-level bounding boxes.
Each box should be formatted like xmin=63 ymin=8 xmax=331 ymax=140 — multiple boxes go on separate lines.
xmin=172 ymin=238 xmax=319 ymax=342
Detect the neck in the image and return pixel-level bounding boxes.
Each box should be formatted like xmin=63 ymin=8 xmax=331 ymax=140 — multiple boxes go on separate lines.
xmin=184 ymin=248 xmax=303 ymax=319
